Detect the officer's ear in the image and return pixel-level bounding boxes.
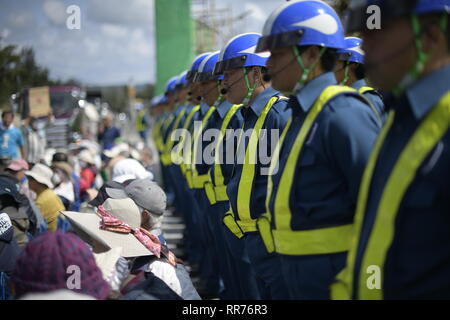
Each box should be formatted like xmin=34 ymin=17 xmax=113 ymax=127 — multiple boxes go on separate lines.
xmin=420 ymin=14 xmax=449 ymax=55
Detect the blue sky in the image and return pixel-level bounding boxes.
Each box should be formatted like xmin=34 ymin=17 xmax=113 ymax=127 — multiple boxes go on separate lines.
xmin=0 ymin=0 xmax=289 ymax=86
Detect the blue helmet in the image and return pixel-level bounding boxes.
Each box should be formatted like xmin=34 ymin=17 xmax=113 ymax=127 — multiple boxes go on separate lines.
xmin=337 ymin=37 xmax=364 ymax=64
xmin=187 ymin=52 xmax=212 ymax=82
xmin=214 ymin=33 xmax=270 ymax=75
xmin=255 ymin=0 xmax=346 ymax=53
xmin=176 ymin=70 xmax=188 ymax=89
xmin=165 ymin=76 xmax=179 ymax=95
xmin=151 ymin=96 xmax=161 ymax=108
xmin=346 ymin=0 xmax=450 ymax=32
xmin=195 ymin=51 xmax=224 ymax=82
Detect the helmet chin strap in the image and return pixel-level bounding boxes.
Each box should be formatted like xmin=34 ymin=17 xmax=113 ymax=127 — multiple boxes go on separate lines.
xmin=393 ymin=14 xmax=437 ymax=96
xmin=242 ymin=67 xmax=258 ymax=106
xmin=292 ymin=46 xmax=327 ymax=94
xmin=340 ymin=61 xmax=350 ymax=86
xmin=212 ymin=80 xmax=224 ymax=107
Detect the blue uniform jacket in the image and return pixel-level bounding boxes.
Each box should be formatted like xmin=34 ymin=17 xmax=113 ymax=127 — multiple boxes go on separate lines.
xmin=267 ymin=72 xmax=381 ymax=231
xmin=352 ymin=65 xmax=450 ymax=299
xmin=226 ymin=86 xmax=291 ymax=221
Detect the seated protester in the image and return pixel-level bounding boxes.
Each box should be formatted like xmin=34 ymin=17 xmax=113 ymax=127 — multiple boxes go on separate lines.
xmin=51 ymin=161 xmax=75 ymax=210
xmin=52 ymin=152 xmax=81 ymax=212
xmin=0 ymin=174 xmax=45 ymax=236
xmin=25 ymin=164 xmax=65 ymax=232
xmin=92 ymin=247 xmax=130 ymax=299
xmin=0 ymin=212 xmax=21 ymax=300
xmin=4 ymin=159 xmax=35 ymax=200
xmin=78 ymin=150 xmax=98 ymax=202
xmin=105 ymin=178 xmax=166 ymax=243
xmin=10 ymin=231 xmax=110 ymax=300
xmin=0 ymin=178 xmax=30 ymax=248
xmin=63 ymin=198 xmax=200 ymax=300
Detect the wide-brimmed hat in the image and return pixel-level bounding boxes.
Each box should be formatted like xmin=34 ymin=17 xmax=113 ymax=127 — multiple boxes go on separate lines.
xmin=25 ymin=163 xmax=54 ymax=189
xmin=52 ymin=161 xmax=73 ymax=177
xmin=62 ymin=198 xmax=154 ymax=258
xmin=106 ymin=178 xmax=166 ymax=215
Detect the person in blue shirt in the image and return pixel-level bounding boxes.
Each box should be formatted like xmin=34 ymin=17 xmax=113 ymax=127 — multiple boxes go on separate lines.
xmin=332 ymin=0 xmax=450 ymax=300
xmin=98 ymin=114 xmax=121 ymax=151
xmin=335 ymin=36 xmax=387 ymax=124
xmin=254 ymin=0 xmax=380 ymax=299
xmin=0 ymin=111 xmax=25 ymax=160
xmin=218 ymin=33 xmax=292 ymax=300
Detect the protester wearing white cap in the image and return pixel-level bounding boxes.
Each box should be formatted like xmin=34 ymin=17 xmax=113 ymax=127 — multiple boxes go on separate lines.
xmin=25 ymin=163 xmax=65 ymax=231
xmin=111 ymin=158 xmax=154 ymax=183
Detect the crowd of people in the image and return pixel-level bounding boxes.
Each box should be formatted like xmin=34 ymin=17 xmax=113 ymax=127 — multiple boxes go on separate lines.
xmin=0 ymin=106 xmax=201 ymax=299
xmin=1 ymin=0 xmax=449 ymax=301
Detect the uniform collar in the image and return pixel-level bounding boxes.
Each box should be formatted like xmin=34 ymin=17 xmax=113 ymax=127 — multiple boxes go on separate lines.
xmin=174 ymin=105 xmax=184 ymax=116
xmin=200 ymin=102 xmax=210 ymax=115
xmin=405 ymin=64 xmax=450 ymax=120
xmin=247 ymin=86 xmax=279 ymax=117
xmin=294 ymin=72 xmax=337 ymax=113
xmin=351 ymin=79 xmax=367 ymax=91
xmin=216 ymin=100 xmax=232 ymax=119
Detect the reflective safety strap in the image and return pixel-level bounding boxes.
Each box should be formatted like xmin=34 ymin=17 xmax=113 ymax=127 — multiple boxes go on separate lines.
xmin=206 ymin=104 xmax=242 ymax=204
xmin=331 ymin=111 xmax=395 ymax=300
xmin=257 ymin=117 xmax=292 ymax=253
xmin=270 ymin=86 xmax=356 ymax=255
xmin=235 ymin=96 xmax=280 ymax=229
xmin=159 ymin=114 xmax=175 ymax=165
xmin=174 ymin=106 xmax=200 ymax=170
xmin=180 ymin=106 xmax=201 ymax=175
xmin=162 ymin=108 xmax=187 ymax=165
xmin=190 ymin=106 xmax=216 ymax=188
xmin=358 ymin=86 xmax=382 ymax=123
xmin=152 ymin=119 xmax=163 ymax=151
xmin=273 ymin=224 xmax=353 ymax=255
xmin=223 ymin=209 xmax=244 ymax=239
xmin=357 ymin=91 xmax=450 ymax=300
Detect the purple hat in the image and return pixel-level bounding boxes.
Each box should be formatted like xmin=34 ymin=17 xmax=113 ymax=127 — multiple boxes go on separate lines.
xmin=11 ymin=231 xmax=111 ymax=300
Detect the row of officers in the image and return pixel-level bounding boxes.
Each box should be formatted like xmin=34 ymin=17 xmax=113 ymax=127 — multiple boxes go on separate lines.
xmin=150 ymin=0 xmax=450 ymax=300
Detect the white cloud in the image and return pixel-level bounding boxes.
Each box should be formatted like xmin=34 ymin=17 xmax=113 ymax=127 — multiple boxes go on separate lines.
xmin=43 ymin=0 xmax=67 ymax=25
xmin=101 ymin=23 xmax=128 ymax=38
xmin=88 ymin=0 xmax=153 ymax=25
xmin=9 ymin=12 xmax=34 ymax=28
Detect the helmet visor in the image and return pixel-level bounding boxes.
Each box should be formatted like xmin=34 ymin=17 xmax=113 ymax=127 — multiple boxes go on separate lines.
xmin=337 ymin=52 xmax=353 ymax=61
xmin=214 ymin=55 xmax=248 ymax=75
xmin=255 ymin=30 xmax=304 ymax=52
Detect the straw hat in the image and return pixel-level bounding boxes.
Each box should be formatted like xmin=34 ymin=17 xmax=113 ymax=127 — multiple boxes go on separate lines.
xmin=25 ymin=163 xmax=54 ymax=189
xmin=62 ymin=198 xmax=153 ymax=258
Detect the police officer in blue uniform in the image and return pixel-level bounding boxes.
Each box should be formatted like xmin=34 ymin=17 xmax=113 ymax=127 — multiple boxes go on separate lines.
xmin=335 ymin=36 xmax=387 ymax=123
xmin=332 ymin=0 xmax=450 ymax=300
xmin=185 ymin=52 xmax=222 ymax=298
xmin=255 ymin=0 xmax=381 ymax=299
xmin=217 ymin=32 xmax=291 ymax=299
